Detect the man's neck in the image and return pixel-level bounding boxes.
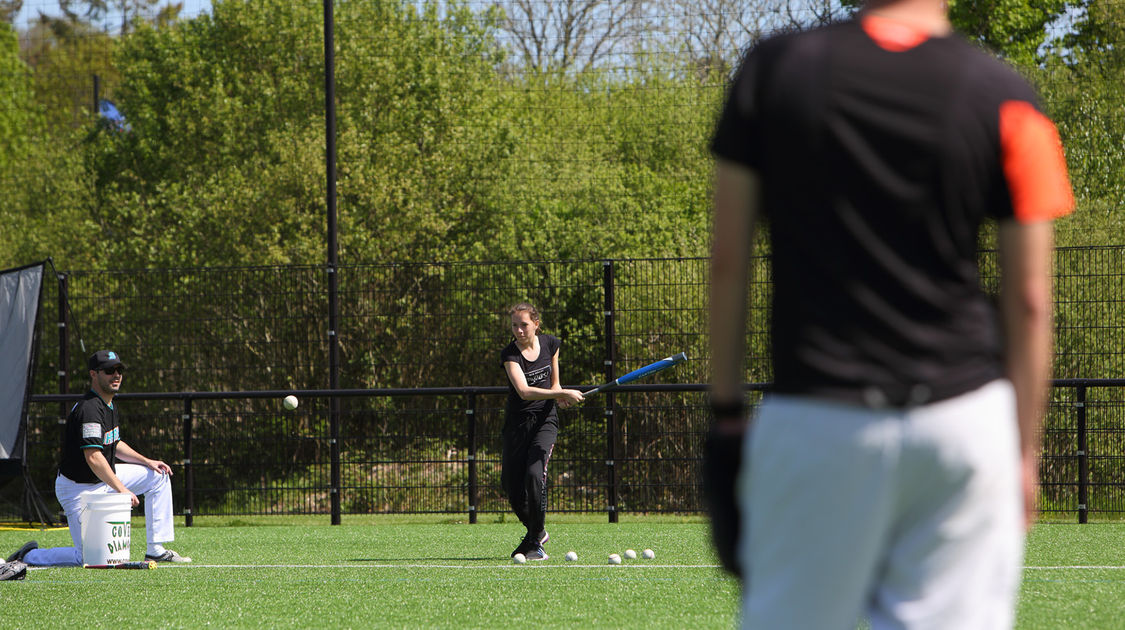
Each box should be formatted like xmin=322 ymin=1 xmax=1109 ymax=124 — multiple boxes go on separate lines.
xmin=861 ymin=0 xmax=952 ymax=35
xmin=92 ymin=387 xmax=114 ymax=407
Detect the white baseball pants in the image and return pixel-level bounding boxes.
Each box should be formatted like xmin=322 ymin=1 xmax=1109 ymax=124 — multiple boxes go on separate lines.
xmin=23 ymin=464 xmax=177 ymax=566
xmin=739 ymin=379 xmax=1025 ymax=630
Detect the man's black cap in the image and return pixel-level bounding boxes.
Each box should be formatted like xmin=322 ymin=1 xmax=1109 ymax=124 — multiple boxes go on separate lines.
xmin=88 ymin=350 xmax=125 ymax=371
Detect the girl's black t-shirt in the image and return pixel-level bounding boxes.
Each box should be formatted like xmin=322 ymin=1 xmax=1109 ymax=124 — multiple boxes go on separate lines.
xmin=501 ymin=334 xmax=561 ymax=423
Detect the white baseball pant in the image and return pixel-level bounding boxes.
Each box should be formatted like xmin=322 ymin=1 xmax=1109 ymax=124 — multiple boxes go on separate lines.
xmin=739 ymin=379 xmax=1024 ymax=630
xmin=23 ymin=464 xmax=177 ymax=566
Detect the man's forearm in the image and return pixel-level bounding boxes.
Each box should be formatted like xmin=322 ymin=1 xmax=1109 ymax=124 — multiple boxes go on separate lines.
xmin=114 ymin=441 xmax=150 ymax=466
xmin=709 ymin=161 xmax=760 ymax=408
xmin=999 ymin=221 xmax=1055 ymax=458
xmin=84 ymin=451 xmax=127 ymax=493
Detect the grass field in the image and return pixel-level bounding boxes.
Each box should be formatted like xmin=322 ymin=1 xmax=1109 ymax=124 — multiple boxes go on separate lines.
xmin=1 ymin=515 xmax=1123 ymax=629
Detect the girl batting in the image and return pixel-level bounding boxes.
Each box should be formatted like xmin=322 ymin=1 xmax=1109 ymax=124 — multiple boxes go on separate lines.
xmin=500 ymin=302 xmax=584 ymax=560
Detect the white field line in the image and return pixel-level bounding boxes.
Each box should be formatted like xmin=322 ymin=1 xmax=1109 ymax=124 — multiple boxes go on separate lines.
xmin=1025 ymin=566 xmax=1125 ymax=570
xmin=144 ymin=563 xmax=722 ymax=569
xmin=29 ymin=563 xmax=1125 ymax=571
xmin=165 ymin=564 xmax=1125 ymax=570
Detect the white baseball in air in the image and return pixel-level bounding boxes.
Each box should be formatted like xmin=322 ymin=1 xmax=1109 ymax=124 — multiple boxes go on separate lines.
xmin=608 ymin=553 xmax=622 ymax=565
xmin=513 ymin=553 xmax=526 ymax=564
xmin=283 ymin=395 xmax=299 ymax=410
xmin=642 ymin=548 xmax=655 ymax=559
xmin=565 ymin=551 xmax=578 ymax=562
xmin=624 ymin=549 xmax=637 ymax=559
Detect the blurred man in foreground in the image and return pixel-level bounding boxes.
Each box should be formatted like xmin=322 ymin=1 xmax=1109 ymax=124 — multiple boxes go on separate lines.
xmin=706 ymin=0 xmax=1074 ymax=627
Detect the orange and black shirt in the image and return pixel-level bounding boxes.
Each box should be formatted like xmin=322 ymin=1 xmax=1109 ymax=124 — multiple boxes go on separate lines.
xmin=711 ymin=16 xmax=1074 ymax=407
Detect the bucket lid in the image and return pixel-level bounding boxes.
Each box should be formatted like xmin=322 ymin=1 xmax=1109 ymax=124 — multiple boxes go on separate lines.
xmin=80 ymin=492 xmax=133 ymax=507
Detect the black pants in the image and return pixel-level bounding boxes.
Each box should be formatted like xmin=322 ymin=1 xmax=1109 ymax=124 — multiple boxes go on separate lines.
xmin=501 ymin=414 xmax=557 ymax=537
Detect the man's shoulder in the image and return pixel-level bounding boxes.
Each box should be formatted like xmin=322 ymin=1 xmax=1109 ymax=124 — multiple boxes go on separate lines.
xmin=73 ymin=391 xmax=100 ymax=410
xmin=737 ymin=21 xmax=844 ymax=93
xmin=747 ymin=20 xmax=835 ymax=61
xmin=934 ymin=36 xmax=1038 ymax=101
xmin=70 ymin=392 xmax=108 ymax=421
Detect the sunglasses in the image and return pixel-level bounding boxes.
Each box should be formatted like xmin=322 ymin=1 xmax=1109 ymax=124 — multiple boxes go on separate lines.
xmin=101 ymin=366 xmax=126 ymax=375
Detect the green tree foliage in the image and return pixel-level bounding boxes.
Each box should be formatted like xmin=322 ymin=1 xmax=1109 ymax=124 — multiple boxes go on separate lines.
xmin=86 ymin=0 xmax=327 ymax=266
xmin=91 ymin=0 xmax=507 ymax=265
xmin=21 ymin=19 xmax=119 ymax=130
xmin=75 ymin=0 xmax=717 ymax=269
xmin=947 ymin=0 xmax=1070 ymax=66
xmin=2 ymin=0 xmax=1121 ymax=273
xmin=483 ymin=68 xmax=717 ymax=261
xmin=331 ymin=0 xmax=516 ymax=262
xmin=1035 ymin=1 xmax=1125 ymax=245
xmin=0 ymin=22 xmax=33 ymax=172
xmin=0 ymin=22 xmax=96 ymax=268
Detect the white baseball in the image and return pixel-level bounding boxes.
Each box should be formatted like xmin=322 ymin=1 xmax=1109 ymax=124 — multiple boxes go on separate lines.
xmin=565 ymin=551 xmax=578 ymax=562
xmin=513 ymin=553 xmax=526 ymax=564
xmin=608 ymin=553 xmax=621 ymax=565
xmin=642 ymin=548 xmax=655 ymax=559
xmin=282 ymin=395 xmax=299 ymax=410
xmin=624 ymin=549 xmax=637 ymax=559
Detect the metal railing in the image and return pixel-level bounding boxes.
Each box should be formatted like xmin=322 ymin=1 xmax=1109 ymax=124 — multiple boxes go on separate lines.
xmin=20 ymin=378 xmax=1124 ymax=525
xmin=5 ymin=250 xmax=1123 ymax=523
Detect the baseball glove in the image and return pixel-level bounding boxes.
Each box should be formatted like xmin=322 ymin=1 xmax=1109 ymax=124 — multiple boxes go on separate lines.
xmin=703 ymin=422 xmax=745 ymax=579
xmin=0 ymin=561 xmax=27 ymax=581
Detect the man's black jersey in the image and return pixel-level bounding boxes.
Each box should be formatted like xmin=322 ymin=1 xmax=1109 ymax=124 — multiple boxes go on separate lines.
xmin=711 ymin=17 xmax=1073 ymax=406
xmin=59 ymin=390 xmax=120 ymax=483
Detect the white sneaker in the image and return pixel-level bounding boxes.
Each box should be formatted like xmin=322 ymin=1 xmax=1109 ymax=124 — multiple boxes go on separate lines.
xmin=145 ymin=550 xmax=192 ymax=563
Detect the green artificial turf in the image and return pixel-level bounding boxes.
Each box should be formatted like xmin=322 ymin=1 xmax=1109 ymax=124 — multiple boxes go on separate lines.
xmin=0 ymin=515 xmax=738 ymax=629
xmin=2 ymin=516 xmax=1123 ymax=629
xmin=1017 ymin=523 xmax=1125 ymax=630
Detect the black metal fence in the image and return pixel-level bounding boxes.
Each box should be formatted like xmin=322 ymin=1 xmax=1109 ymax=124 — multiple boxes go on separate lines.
xmin=3 ymin=249 xmax=1124 ymax=523
xmin=23 ymin=384 xmax=714 ymax=526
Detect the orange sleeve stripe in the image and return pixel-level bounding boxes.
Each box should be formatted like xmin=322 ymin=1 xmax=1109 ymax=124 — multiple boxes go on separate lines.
xmin=999 ymin=100 xmax=1075 ymax=223
xmin=860 ymin=15 xmax=930 ymax=52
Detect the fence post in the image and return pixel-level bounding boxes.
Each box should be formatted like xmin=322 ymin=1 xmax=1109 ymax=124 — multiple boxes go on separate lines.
xmin=467 ymin=392 xmax=478 ymax=524
xmin=603 ymin=260 xmax=618 ymax=523
xmin=329 ymin=393 xmax=341 ymax=525
xmin=324 ymin=0 xmax=342 ymax=527
xmin=1077 ymin=385 xmax=1088 ymax=524
xmin=182 ymin=397 xmax=194 ymax=528
xmin=57 ymin=273 xmax=69 ymax=450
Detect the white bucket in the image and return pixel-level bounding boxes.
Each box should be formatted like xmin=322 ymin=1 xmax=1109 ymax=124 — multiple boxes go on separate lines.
xmin=79 ymin=492 xmax=132 ymax=565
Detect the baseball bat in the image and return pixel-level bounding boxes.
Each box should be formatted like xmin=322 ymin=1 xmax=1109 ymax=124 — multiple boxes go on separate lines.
xmin=83 ymin=560 xmax=157 ymax=570
xmin=584 ymin=352 xmax=688 ymax=396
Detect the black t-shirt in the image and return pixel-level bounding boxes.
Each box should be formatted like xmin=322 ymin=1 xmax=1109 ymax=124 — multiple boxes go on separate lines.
xmin=501 ymin=334 xmax=561 ymax=424
xmin=59 ymin=390 xmax=120 ymax=483
xmin=711 ymin=18 xmax=1072 ymax=406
